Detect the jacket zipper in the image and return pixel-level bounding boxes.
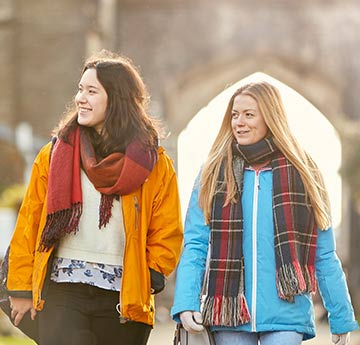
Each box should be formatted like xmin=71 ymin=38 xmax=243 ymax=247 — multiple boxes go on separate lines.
xmin=134 ymin=195 xmax=139 ymax=232
xmin=251 ymin=171 xmax=260 ymax=332
xmin=118 ymin=241 xmax=128 ymax=323
xmin=34 ymin=252 xmax=45 ymax=308
xmin=117 ymin=195 xmax=138 ymax=323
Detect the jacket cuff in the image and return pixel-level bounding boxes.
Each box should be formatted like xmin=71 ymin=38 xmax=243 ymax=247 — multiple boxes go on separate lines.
xmin=149 ymin=268 xmax=165 ymax=294
xmin=6 ymin=290 xmax=32 ymax=299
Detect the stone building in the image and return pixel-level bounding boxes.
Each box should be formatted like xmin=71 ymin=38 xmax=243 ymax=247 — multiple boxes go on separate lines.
xmin=1 ymin=0 xmax=360 ymax=314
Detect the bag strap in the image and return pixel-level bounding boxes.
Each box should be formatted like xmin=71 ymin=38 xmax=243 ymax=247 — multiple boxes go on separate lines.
xmin=173 ymin=323 xmax=216 ymax=345
xmin=50 ymin=136 xmax=57 ymax=161
xmin=173 ymin=323 xmax=181 ymax=345
xmin=0 ymin=247 xmax=10 ymax=299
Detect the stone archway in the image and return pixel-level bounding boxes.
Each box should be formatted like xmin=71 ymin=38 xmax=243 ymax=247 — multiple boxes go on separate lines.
xmin=167 ymin=53 xmax=360 ymax=313
xmin=164 ymin=53 xmax=345 ymax=138
xmin=165 ymin=53 xmax=350 ymax=262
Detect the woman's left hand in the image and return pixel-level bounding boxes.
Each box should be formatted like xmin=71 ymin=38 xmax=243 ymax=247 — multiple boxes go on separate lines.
xmin=332 ymin=333 xmax=350 ymax=345
xmin=9 ymin=296 xmax=37 ymax=326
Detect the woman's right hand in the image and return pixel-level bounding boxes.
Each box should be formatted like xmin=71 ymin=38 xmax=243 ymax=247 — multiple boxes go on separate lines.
xmin=9 ymin=296 xmax=37 ymax=326
xmin=180 ymin=311 xmax=204 ymax=333
xmin=332 ymin=333 xmax=350 ymax=345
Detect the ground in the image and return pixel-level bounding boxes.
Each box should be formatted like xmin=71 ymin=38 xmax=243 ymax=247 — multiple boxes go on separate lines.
xmin=1 ymin=309 xmax=359 ymax=344
xmin=149 ymin=320 xmax=360 ymax=345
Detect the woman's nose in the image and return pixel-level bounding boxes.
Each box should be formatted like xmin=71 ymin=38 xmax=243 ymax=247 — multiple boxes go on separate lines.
xmin=236 ymin=114 xmax=245 ymax=125
xmin=75 ymin=93 xmax=86 ymax=104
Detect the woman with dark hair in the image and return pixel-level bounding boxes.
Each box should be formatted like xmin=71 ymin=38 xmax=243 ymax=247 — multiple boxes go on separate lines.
xmin=171 ymin=81 xmax=358 ymax=345
xmin=5 ymin=50 xmax=183 ymax=345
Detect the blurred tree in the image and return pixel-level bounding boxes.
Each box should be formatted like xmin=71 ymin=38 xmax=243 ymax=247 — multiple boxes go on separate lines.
xmin=0 ymin=141 xmax=25 ymax=194
xmin=0 ymin=183 xmax=26 ymax=211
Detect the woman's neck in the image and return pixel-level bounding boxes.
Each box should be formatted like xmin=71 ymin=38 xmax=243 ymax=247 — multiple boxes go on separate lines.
xmin=249 ymin=159 xmax=271 ymax=172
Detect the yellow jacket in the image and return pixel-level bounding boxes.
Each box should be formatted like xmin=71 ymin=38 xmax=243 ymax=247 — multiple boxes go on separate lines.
xmin=6 ymin=141 xmax=183 ymax=325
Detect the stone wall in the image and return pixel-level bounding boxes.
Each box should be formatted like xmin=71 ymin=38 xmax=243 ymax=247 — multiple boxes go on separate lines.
xmin=114 ymin=0 xmax=360 ymax=130
xmin=1 ymin=0 xmax=359 ymax=142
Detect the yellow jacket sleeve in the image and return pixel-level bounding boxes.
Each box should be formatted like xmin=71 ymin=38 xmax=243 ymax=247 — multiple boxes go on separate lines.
xmin=7 ymin=142 xmax=51 ymax=294
xmin=146 ymin=152 xmax=183 ymax=276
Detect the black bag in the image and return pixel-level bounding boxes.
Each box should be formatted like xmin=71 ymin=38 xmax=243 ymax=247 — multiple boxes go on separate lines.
xmin=173 ymin=323 xmax=215 ymax=345
xmin=0 ymin=248 xmax=39 ymax=343
xmin=0 ymin=297 xmax=39 ymax=342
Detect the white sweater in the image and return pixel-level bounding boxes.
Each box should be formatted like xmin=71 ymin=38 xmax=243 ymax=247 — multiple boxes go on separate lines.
xmin=56 ymin=170 xmax=125 ymax=266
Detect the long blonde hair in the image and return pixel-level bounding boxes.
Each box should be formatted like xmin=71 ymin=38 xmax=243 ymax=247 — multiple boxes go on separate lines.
xmin=198 ymin=81 xmax=331 ymax=230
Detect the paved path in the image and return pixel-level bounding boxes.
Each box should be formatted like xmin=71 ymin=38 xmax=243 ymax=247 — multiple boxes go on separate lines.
xmin=148 ymin=320 xmax=360 ymax=345
xmin=2 ymin=309 xmax=359 ymax=344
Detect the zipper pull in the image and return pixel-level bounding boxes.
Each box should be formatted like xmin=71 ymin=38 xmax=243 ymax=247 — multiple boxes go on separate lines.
xmin=255 ymin=172 xmax=260 ymax=190
xmin=116 ymin=303 xmax=130 ymax=324
xmin=134 ymin=196 xmax=139 ymax=230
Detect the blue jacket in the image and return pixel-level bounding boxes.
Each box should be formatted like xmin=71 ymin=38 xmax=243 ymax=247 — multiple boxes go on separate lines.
xmin=171 ymin=167 xmax=359 ymax=340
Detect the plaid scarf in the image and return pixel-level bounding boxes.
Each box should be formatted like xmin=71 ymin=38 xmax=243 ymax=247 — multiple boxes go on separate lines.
xmin=39 ymin=126 xmax=158 ymax=251
xmin=202 ymin=137 xmax=317 ymax=327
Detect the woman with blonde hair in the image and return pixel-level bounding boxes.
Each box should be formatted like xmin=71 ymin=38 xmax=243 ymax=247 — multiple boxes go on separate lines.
xmin=171 ymin=81 xmax=358 ymax=344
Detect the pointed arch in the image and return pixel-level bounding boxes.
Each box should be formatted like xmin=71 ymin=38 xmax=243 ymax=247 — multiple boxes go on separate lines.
xmin=177 ymin=73 xmax=342 ymax=232
xmin=165 ymin=55 xmax=344 ymax=137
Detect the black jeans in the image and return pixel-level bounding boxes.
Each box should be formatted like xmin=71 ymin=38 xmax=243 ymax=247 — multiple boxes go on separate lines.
xmin=38 ymin=281 xmax=152 ymax=345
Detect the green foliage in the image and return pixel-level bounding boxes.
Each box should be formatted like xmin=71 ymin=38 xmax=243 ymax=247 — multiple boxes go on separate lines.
xmin=0 ymin=140 xmax=25 ymax=196
xmin=0 ymin=338 xmax=35 ymax=345
xmin=0 ymin=184 xmax=26 ymax=210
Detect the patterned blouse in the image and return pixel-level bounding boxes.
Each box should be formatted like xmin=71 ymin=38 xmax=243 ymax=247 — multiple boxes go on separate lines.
xmin=51 ymin=257 xmax=122 ymax=291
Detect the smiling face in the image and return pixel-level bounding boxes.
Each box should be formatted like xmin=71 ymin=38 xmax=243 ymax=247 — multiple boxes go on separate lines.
xmin=75 ymin=68 xmax=108 ymax=134
xmin=231 ymin=94 xmax=269 ymax=145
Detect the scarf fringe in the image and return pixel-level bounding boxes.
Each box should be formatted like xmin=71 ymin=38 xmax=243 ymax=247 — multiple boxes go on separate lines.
xmin=99 ymin=194 xmax=114 ymax=228
xmin=202 ymin=295 xmax=250 ymax=327
xmin=276 ymin=262 xmax=317 ymax=302
xmin=303 ymin=264 xmax=317 ymax=293
xmin=39 ymin=203 xmax=82 ymax=251
xmin=42 ymin=128 xmax=158 ymax=249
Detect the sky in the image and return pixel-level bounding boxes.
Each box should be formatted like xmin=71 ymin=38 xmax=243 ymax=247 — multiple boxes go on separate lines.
xmin=178 ymin=72 xmax=342 ymax=229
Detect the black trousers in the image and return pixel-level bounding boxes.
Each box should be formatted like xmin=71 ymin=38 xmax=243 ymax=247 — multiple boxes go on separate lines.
xmin=38 ymin=281 xmax=152 ymax=345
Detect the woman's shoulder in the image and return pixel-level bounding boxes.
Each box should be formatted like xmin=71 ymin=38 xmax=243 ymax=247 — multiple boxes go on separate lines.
xmin=143 ymin=146 xmax=176 ymax=186
xmin=156 ymin=146 xmax=175 ymax=171
xmin=33 ymin=140 xmax=53 ymax=167
xmin=38 ymin=140 xmax=53 ymax=156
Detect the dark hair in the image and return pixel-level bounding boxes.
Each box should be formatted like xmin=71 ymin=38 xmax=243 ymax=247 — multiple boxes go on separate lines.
xmin=54 ymin=50 xmax=160 ymax=155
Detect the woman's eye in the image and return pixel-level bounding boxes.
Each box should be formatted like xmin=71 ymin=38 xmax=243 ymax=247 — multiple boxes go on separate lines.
xmin=231 ymin=113 xmax=239 ymax=119
xmin=246 ymin=112 xmax=254 ymax=117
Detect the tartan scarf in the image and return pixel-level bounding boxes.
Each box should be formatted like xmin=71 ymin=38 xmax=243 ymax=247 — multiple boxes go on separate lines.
xmin=39 ymin=126 xmax=158 ymax=251
xmin=202 ymin=137 xmax=317 ymax=327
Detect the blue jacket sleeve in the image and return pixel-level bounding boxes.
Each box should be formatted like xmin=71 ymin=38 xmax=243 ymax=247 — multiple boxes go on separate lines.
xmin=170 ymin=177 xmax=210 ymax=322
xmin=316 ymin=227 xmax=359 ymax=334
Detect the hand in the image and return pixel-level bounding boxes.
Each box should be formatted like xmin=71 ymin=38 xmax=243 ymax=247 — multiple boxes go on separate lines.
xmin=332 ymin=333 xmax=350 ymax=345
xmin=180 ymin=311 xmax=204 ymax=333
xmin=9 ymin=296 xmax=37 ymax=326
